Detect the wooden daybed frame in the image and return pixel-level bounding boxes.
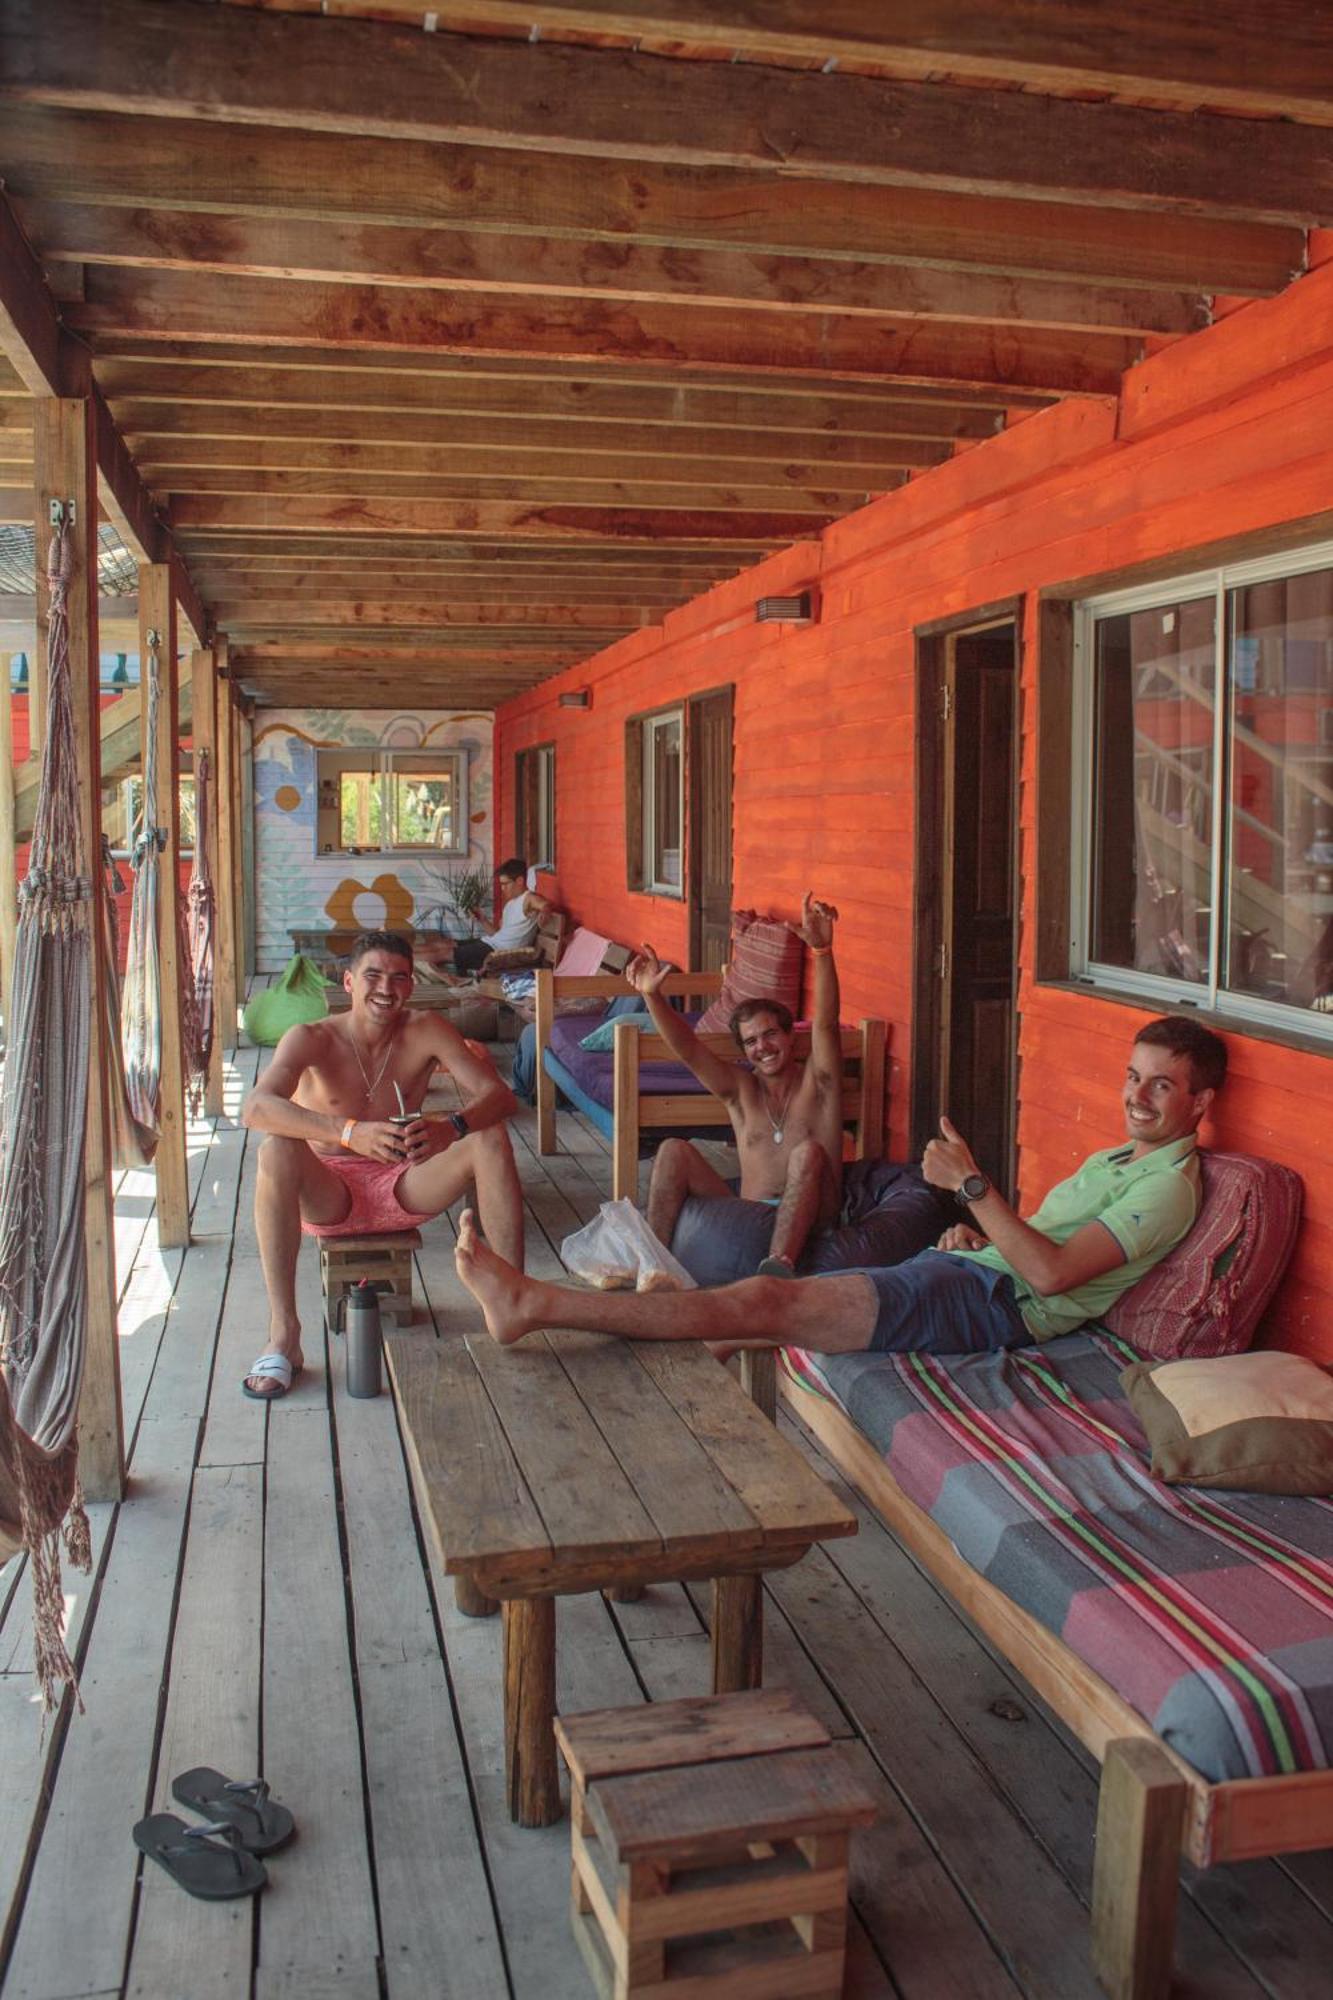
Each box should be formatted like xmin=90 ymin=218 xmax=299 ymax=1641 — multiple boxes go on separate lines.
xmin=779 ymin=1369 xmax=1333 ymax=2000
xmin=533 ymin=965 xmax=886 ymax=1200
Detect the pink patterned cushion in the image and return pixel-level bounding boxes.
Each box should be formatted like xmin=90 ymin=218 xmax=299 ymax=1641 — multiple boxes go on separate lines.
xmin=696 ymin=911 xmax=805 ymax=1036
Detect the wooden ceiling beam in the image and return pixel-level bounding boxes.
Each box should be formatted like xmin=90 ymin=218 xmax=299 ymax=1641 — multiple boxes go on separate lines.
xmin=3 ymin=106 xmax=1303 ymax=295
xmin=174 ymin=535 xmax=761 ymax=566
xmin=5 ymin=1 xmax=1330 ymax=215
xmin=100 ymin=364 xmax=1010 ymax=437
xmin=0 ymin=188 xmax=208 ymax=636
xmin=66 ymin=270 xmax=1135 ymax=397
xmin=162 ymin=494 xmax=837 ymax=542
xmin=413 ymin=2 xmax=1333 ymax=120
xmin=27 ymin=200 xmax=1205 ymax=339
xmin=211 ymin=599 xmax=658 ymax=629
xmin=90 ymin=341 xmax=1045 ymax=411
xmin=151 ymin=469 xmax=874 ymax=515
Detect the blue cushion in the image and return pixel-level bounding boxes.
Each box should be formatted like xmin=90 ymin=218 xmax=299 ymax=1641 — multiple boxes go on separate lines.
xmin=579 ymin=1010 xmax=655 ymax=1052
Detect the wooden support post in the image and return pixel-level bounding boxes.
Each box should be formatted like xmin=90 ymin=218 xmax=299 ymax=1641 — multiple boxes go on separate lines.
xmin=0 ymin=654 xmax=15 ymax=1038
xmin=213 ymin=639 xmax=239 ymax=1057
xmin=33 ymin=398 xmax=123 ymax=1500
xmin=239 ymin=707 xmax=256 ymax=984
xmin=711 ymin=1572 xmax=763 ymax=1693
xmin=1091 ymin=1738 xmax=1187 ymax=2000
xmin=503 ymin=1594 xmax=561 ymax=1827
xmin=453 ymin=1572 xmax=499 ymax=1619
xmin=739 ymin=1349 xmax=778 ymax=1421
xmin=535 ymin=966 xmax=557 ymax=1156
xmin=230 ymin=695 xmax=245 ymax=1002
xmin=190 ymin=645 xmax=224 ymax=1116
xmin=139 ymin=567 xmax=189 ymax=1248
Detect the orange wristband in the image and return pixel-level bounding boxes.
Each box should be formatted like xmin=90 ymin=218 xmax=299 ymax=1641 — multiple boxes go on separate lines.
xmin=340 ymin=1118 xmax=357 ymax=1149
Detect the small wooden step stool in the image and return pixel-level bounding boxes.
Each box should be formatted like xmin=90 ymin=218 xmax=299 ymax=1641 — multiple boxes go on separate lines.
xmin=320 ymin=1230 xmax=421 ymax=1327
xmin=555 ymin=1689 xmax=876 ymax=2000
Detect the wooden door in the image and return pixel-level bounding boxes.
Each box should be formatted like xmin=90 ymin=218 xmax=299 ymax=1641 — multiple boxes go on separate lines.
xmin=689 ymin=686 xmax=733 ymax=972
xmin=913 ymin=618 xmax=1020 ymax=1197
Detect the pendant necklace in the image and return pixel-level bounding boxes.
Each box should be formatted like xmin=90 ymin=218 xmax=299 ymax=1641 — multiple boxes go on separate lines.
xmin=349 ymin=1030 xmax=395 ymax=1108
xmin=763 ymin=1073 xmax=797 ymax=1145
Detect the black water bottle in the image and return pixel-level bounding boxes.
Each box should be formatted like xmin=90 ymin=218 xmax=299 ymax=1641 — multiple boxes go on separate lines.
xmin=344 ymin=1281 xmax=383 ymax=1399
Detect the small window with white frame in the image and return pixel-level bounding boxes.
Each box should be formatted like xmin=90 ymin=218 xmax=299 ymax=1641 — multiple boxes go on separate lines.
xmin=315 ymin=748 xmax=468 ymax=857
xmin=104 ymin=773 xmax=196 ymax=858
xmin=642 ymin=707 xmax=683 ymax=894
xmin=1071 ymin=541 xmax=1333 ymax=1037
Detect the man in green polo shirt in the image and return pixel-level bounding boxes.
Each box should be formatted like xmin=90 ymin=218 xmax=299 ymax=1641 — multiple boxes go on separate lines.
xmin=452 ymin=1015 xmax=1227 ymax=1358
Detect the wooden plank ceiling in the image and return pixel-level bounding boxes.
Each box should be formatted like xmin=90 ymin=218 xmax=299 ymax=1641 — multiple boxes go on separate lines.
xmin=0 ymin=0 xmax=1327 ymax=710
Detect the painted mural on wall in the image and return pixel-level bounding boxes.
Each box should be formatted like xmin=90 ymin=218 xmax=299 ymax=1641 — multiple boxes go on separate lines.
xmin=253 ymin=708 xmax=494 ymax=971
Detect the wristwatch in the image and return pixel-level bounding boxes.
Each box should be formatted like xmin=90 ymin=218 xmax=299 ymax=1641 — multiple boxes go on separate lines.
xmin=957 ymin=1171 xmax=991 ymax=1207
xmin=448 ymin=1110 xmax=470 ymax=1140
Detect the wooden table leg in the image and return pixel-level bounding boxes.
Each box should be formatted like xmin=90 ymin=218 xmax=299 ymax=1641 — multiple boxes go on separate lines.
xmin=454 ymin=1572 xmax=499 ymax=1618
xmin=739 ymin=1348 xmax=777 ymax=1421
xmin=503 ymin=1595 xmax=561 ymax=1827
xmin=711 ymin=1573 xmax=763 ymax=1693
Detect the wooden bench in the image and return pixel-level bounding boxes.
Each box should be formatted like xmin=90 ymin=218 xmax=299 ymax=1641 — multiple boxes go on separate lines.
xmin=320 ymin=1229 xmax=420 ymax=1326
xmin=556 ymin=1689 xmax=877 ymax=1999
xmin=534 ymin=967 xmax=886 ymax=1202
xmin=779 ymin=1369 xmax=1333 ymax=2000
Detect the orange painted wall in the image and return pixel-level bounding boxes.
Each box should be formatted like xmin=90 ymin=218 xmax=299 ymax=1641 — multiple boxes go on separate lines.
xmin=496 ymin=262 xmax=1333 ymax=1360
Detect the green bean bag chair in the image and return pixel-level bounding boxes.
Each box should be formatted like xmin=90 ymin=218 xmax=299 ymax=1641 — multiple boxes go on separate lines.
xmin=243 ymin=953 xmax=329 ymax=1046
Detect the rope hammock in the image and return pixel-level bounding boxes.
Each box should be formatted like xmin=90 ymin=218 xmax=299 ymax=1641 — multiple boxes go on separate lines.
xmin=0 ymin=513 xmax=94 ymax=1703
xmin=103 ymin=838 xmax=155 ymax=1170
xmin=122 ymin=630 xmax=165 ymax=1138
xmin=185 ymin=746 xmax=214 ymax=1112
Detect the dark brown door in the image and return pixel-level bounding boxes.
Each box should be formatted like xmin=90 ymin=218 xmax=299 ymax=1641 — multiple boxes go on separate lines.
xmin=913 ymin=618 xmax=1019 ymax=1197
xmin=689 ymin=686 xmax=733 ymax=972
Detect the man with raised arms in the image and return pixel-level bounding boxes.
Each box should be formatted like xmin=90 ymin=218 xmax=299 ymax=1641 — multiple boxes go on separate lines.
xmin=453 ymin=1016 xmax=1225 ymax=1361
xmin=240 ymin=929 xmax=524 ymax=1399
xmin=632 ymin=892 xmax=845 ymax=1277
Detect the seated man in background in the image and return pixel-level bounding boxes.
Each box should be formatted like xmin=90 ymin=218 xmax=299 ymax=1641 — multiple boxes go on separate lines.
xmin=452 ymin=857 xmax=548 ymax=975
xmin=453 ymin=1015 xmax=1225 ymax=1361
xmin=628 ymin=892 xmax=845 ymax=1276
xmin=240 ymin=930 xmax=524 ymax=1400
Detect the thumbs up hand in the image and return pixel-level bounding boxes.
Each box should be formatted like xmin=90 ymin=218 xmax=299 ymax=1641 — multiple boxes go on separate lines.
xmin=923 ymin=1114 xmax=979 ymax=1192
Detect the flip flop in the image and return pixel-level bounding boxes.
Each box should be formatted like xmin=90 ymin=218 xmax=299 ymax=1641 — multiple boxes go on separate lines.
xmin=132 ymin=1814 xmax=268 ymax=1900
xmin=242 ymin=1353 xmax=300 ymax=1401
xmin=172 ymin=1768 xmax=297 ymax=1855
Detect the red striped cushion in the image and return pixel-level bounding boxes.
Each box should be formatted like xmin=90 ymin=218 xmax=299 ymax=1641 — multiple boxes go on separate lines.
xmin=696 ymin=911 xmax=804 ymax=1035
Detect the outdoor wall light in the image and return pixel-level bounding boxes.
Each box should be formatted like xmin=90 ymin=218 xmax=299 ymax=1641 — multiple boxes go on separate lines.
xmin=558 ymin=689 xmax=592 ymax=708
xmin=755 ymin=590 xmax=818 ymax=624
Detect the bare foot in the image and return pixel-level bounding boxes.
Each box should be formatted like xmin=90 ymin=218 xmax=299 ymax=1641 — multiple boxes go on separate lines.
xmin=455 ymin=1209 xmax=541 ymax=1345
xmin=244 ymin=1333 xmax=304 ymax=1399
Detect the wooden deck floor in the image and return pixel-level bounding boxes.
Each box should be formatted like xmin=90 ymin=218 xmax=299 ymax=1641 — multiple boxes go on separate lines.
xmin=2 ymin=1039 xmax=1331 ymax=2000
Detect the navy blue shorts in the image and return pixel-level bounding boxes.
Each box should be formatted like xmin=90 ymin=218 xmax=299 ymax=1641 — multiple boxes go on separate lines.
xmin=838 ymin=1249 xmax=1029 ymax=1356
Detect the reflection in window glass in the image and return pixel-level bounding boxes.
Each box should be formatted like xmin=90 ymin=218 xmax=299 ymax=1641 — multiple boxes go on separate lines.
xmin=390 ymin=766 xmax=457 ymax=850
xmin=646 ymin=713 xmax=682 ymax=890
xmin=339 ymin=768 xmax=382 ymax=849
xmin=1090 ymin=595 xmax=1216 ymax=988
xmin=1226 ymin=568 xmax=1333 ymax=1012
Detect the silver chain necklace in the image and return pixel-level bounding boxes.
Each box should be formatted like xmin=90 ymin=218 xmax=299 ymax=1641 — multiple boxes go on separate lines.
xmin=763 ymin=1072 xmax=798 ymax=1144
xmin=349 ymin=1029 xmax=396 ymax=1108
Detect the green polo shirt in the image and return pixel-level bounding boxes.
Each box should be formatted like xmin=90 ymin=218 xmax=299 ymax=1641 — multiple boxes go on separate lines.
xmin=948 ymin=1135 xmax=1201 ymax=1342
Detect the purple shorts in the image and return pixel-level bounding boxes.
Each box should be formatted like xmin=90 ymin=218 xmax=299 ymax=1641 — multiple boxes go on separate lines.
xmin=300 ymin=1153 xmax=435 ymax=1239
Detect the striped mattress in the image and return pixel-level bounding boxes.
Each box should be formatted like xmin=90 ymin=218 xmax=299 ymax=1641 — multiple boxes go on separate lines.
xmin=785 ymin=1330 xmax=1333 ymax=1783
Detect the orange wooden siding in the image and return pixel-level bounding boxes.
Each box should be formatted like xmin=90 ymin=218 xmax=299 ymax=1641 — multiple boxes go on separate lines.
xmin=497 ymin=261 xmax=1333 ymax=1360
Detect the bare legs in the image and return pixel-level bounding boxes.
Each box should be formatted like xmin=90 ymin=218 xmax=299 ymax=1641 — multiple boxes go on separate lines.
xmin=455 ymin=1209 xmax=877 ymax=1354
xmin=251 ymin=1136 xmax=352 ymax=1395
xmin=645 ymin=1137 xmax=733 ymax=1250
xmin=398 ymin=1123 xmax=525 ymax=1266
xmin=765 ymin=1138 xmax=842 ymax=1271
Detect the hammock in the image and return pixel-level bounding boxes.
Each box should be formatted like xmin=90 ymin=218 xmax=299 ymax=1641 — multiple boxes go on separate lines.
xmin=184 ymin=745 xmax=213 ymax=1112
xmin=103 ymin=839 xmax=156 ymax=1170
xmin=122 ymin=631 xmax=165 ymax=1137
xmin=0 ymin=514 xmax=94 ymax=1702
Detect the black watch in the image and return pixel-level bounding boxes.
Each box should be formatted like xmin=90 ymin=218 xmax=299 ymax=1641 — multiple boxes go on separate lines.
xmin=448 ymin=1110 xmax=470 ymax=1140
xmin=957 ymin=1171 xmax=990 ymax=1207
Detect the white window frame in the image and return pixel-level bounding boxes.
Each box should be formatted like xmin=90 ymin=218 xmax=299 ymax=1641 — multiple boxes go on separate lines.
xmin=642 ymin=707 xmax=684 ymax=896
xmin=518 ymin=741 xmax=556 ymax=870
xmin=316 ymin=747 xmax=469 ymax=858
xmin=1070 ymin=536 xmax=1333 ymax=1043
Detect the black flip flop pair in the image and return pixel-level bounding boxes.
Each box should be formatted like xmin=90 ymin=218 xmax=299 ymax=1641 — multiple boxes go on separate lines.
xmin=132 ymin=1766 xmax=296 ymax=1902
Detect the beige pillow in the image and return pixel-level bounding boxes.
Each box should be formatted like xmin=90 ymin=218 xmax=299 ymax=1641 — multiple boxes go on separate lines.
xmin=1121 ymin=1351 xmax=1333 ymax=1494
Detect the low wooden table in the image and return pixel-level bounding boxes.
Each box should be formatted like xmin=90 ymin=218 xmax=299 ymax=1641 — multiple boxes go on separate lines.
xmin=384 ymin=1328 xmax=857 ymax=1828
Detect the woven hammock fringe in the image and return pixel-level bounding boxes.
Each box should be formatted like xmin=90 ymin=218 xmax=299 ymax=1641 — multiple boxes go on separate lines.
xmin=185 ymin=747 xmax=215 ymax=1112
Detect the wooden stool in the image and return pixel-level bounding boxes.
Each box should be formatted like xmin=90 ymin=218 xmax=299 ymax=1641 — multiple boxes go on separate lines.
xmin=555 ymin=1689 xmax=876 ymax=2000
xmin=320 ymin=1230 xmax=421 ymax=1326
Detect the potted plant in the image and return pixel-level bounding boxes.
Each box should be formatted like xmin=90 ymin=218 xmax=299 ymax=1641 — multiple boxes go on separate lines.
xmin=418 ymin=861 xmax=493 ymax=938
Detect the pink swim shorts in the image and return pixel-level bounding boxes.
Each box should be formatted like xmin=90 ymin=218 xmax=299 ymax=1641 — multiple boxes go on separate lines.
xmin=300 ymin=1152 xmax=436 ymax=1239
